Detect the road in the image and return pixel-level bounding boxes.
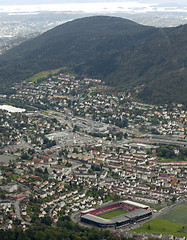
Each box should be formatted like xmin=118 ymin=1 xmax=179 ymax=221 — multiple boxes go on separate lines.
xmin=14 ymin=198 xmax=30 ymax=225
xmin=13 ymin=188 xmax=31 ymax=226
xmin=14 ymin=199 xmax=24 ymax=221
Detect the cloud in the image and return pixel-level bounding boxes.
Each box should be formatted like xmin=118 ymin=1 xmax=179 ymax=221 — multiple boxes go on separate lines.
xmin=0 ymin=1 xmax=186 ymax=14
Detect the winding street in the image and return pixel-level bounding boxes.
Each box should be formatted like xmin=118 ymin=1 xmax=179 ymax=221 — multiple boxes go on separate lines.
xmin=14 ymin=198 xmax=31 ymax=226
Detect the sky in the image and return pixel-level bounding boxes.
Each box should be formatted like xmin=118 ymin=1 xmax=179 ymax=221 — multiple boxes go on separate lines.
xmin=0 ymin=0 xmax=186 ymax=5
xmin=0 ymin=0 xmax=186 ymax=14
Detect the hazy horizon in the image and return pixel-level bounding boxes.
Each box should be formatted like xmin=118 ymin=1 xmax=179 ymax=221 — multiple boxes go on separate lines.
xmin=0 ymin=0 xmax=186 ymax=14
xmin=0 ymin=0 xmax=187 ymax=7
xmin=0 ymin=0 xmax=187 ymax=4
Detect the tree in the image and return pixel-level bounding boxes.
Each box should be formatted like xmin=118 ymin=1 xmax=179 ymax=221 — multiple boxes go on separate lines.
xmin=147 ymin=224 xmax=151 ymax=230
xmin=21 ymin=151 xmax=29 ymax=160
xmin=171 ymin=196 xmax=176 ymax=204
xmin=73 ymin=125 xmax=80 ymax=132
xmin=34 ymin=231 xmax=46 ymax=240
xmin=28 ymin=148 xmax=35 ymax=155
xmin=41 ymin=216 xmax=52 ymax=226
xmin=44 ymin=168 xmax=48 ymax=175
xmin=0 ymin=229 xmax=15 ymax=240
xmin=73 ymin=148 xmax=79 ymax=154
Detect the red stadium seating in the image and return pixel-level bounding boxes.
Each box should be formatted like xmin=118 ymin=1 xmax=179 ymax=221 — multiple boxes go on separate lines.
xmin=83 ymin=202 xmax=140 ymax=216
xmin=90 ymin=203 xmax=121 ymax=216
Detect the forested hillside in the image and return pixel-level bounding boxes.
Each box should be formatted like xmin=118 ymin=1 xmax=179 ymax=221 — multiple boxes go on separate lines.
xmin=0 ymin=16 xmax=186 ymax=105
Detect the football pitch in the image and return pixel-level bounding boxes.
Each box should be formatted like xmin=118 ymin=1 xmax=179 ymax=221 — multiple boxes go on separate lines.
xmin=99 ymin=208 xmax=128 ymax=219
xmin=135 ymin=219 xmax=187 ymax=238
xmin=159 ymin=203 xmax=187 ymax=224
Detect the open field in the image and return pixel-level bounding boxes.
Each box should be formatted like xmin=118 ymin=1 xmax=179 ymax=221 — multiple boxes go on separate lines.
xmin=27 ymin=68 xmax=63 ymax=82
xmin=99 ymin=208 xmax=128 ymax=219
xmin=158 ymin=157 xmax=187 ymax=162
xmin=135 ymin=219 xmax=187 ymax=238
xmin=159 ymin=203 xmax=187 ymax=224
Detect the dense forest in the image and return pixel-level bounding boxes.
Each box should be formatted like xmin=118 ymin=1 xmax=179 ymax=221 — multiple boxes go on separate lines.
xmin=157 ymin=145 xmax=187 ymax=161
xmin=0 ymin=216 xmax=134 ymax=240
xmin=0 ymin=16 xmax=186 ymax=105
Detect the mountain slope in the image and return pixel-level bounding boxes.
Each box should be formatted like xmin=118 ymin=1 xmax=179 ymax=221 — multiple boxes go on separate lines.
xmin=0 ymin=16 xmax=186 ymax=105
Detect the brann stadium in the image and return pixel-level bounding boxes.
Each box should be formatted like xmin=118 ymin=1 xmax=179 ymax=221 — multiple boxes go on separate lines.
xmin=81 ymin=200 xmax=152 ymax=228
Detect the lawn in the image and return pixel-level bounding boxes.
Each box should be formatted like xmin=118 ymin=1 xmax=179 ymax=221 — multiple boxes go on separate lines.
xmin=159 ymin=203 xmax=187 ymax=224
xmin=135 ymin=219 xmax=187 ymax=238
xmin=99 ymin=208 xmax=128 ymax=219
xmin=27 ymin=68 xmax=62 ymax=82
xmin=11 ymin=174 xmax=23 ymax=180
xmin=158 ymin=157 xmax=187 ymax=162
xmin=145 ymin=203 xmax=164 ymax=211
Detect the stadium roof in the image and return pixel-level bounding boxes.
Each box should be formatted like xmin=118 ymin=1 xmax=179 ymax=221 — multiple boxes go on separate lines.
xmin=82 ymin=214 xmax=111 ymax=224
xmin=82 ymin=213 xmax=130 ymax=225
xmin=123 ymin=200 xmax=149 ymax=209
xmin=110 ymin=214 xmax=129 ymax=224
xmin=124 ymin=209 xmax=152 ymax=219
xmin=82 ymin=209 xmax=152 ymax=225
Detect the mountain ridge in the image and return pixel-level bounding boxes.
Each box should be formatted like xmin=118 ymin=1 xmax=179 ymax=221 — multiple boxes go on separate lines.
xmin=0 ymin=16 xmax=186 ymax=105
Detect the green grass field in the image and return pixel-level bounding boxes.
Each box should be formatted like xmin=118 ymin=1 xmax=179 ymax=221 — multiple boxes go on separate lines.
xmin=158 ymin=157 xmax=187 ymax=162
xmin=99 ymin=208 xmax=128 ymax=219
xmin=27 ymin=68 xmax=63 ymax=82
xmin=159 ymin=203 xmax=187 ymax=224
xmin=135 ymin=219 xmax=187 ymax=238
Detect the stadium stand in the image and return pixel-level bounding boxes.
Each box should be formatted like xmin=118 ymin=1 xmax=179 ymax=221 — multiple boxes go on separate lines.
xmin=80 ymin=201 xmax=152 ymax=228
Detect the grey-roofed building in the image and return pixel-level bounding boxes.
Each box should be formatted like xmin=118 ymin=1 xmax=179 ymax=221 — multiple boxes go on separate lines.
xmin=0 ymin=183 xmax=18 ymax=193
xmin=81 ymin=213 xmax=130 ymax=228
xmin=0 ymin=200 xmax=12 ymax=208
xmin=111 ymin=214 xmax=130 ymax=227
xmin=81 ymin=207 xmax=152 ymax=228
xmin=124 ymin=209 xmax=152 ymax=223
xmin=0 ymin=155 xmax=16 ymax=164
xmin=81 ymin=214 xmax=113 ymax=228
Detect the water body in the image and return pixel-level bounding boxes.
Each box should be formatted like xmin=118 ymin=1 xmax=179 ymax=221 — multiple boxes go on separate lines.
xmin=0 ymin=105 xmax=26 ymax=113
